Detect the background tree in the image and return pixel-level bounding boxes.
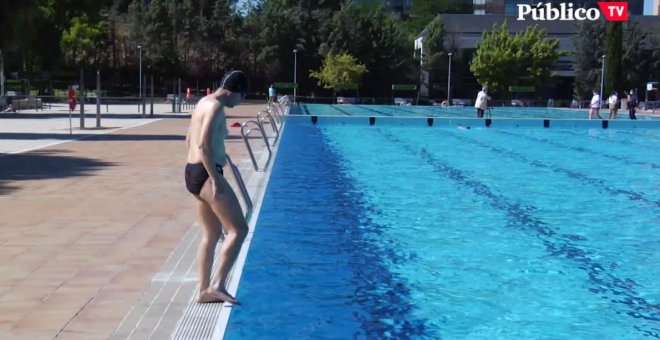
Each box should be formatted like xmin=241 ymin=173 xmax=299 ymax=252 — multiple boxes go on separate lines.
xmin=470 ymin=22 xmax=561 ymax=96
xmin=324 ymin=4 xmax=411 ymax=97
xmin=423 ymin=16 xmax=448 ymax=98
xmin=309 ymin=52 xmax=367 ymax=95
xmin=60 ymin=16 xmax=107 ymax=67
xmin=571 ymin=19 xmax=605 ymax=100
xmin=604 ymin=22 xmax=622 ymax=96
xmin=144 ymin=0 xmax=178 ymax=76
xmin=127 ymin=0 xmax=146 ymax=67
xmin=622 ymin=20 xmax=652 ymax=93
xmin=404 ymin=0 xmax=472 ymax=36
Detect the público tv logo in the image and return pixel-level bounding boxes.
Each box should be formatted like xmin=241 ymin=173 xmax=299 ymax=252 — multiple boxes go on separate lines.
xmin=517 ymin=2 xmax=629 ymax=21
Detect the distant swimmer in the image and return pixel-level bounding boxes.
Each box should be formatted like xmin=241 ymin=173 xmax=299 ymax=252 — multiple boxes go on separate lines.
xmin=458 ymin=125 xmax=471 ymax=130
xmin=185 ymin=70 xmax=250 ymax=304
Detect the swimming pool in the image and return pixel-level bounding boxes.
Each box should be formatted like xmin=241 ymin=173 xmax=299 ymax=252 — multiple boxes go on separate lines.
xmin=224 ymin=116 xmax=659 ymax=339
xmin=299 ymin=103 xmax=660 ymax=120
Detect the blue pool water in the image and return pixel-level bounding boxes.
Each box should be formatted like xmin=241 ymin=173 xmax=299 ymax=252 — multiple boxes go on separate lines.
xmin=299 ymin=103 xmax=660 ymax=120
xmin=224 ymin=118 xmax=660 ymax=339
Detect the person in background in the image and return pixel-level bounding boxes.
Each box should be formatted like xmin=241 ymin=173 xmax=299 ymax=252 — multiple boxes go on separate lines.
xmin=608 ymin=90 xmax=619 ymax=120
xmin=589 ymin=90 xmax=603 ymax=120
xmin=474 ymin=86 xmax=490 ymax=118
xmin=267 ymin=84 xmax=276 ymax=107
xmin=2 ymin=103 xmax=16 ymax=113
xmin=570 ymin=98 xmax=579 ymax=109
xmin=627 ymin=89 xmax=638 ymax=120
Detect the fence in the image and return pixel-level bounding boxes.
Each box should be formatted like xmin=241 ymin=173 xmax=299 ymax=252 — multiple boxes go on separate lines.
xmin=0 ymin=94 xmax=199 ymax=113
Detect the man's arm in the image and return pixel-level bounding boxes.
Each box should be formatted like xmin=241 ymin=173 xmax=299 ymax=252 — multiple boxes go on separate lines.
xmin=198 ymin=103 xmax=222 ymax=189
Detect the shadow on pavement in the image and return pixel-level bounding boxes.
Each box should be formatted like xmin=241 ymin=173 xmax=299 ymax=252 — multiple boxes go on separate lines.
xmin=0 ymin=113 xmax=190 ymax=120
xmin=0 ymin=149 xmax=117 ymax=196
xmin=0 ymin=132 xmax=185 ymax=141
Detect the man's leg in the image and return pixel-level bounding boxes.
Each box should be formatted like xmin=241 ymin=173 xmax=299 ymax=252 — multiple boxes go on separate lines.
xmin=196 ymin=201 xmax=223 ymax=301
xmin=198 ymin=176 xmax=248 ymax=304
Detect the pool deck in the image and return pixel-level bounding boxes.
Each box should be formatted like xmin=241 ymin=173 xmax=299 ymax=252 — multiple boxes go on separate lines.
xmin=0 ymin=101 xmax=274 ymax=339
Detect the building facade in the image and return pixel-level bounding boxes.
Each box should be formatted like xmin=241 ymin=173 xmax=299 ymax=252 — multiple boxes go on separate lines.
xmin=473 ymin=0 xmax=645 ymax=15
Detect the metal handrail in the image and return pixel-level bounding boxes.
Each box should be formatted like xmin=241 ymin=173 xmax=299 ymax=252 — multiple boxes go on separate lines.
xmin=224 ymin=153 xmax=253 ymax=221
xmin=240 ymin=120 xmax=272 ymax=171
xmin=257 ymin=110 xmax=280 ymax=146
xmin=278 ymin=98 xmax=291 ymax=115
xmin=273 ymin=100 xmax=289 ymax=117
xmin=268 ymin=105 xmax=282 ymax=124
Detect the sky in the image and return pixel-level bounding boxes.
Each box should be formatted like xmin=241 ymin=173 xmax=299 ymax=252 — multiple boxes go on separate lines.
xmin=643 ymin=0 xmax=652 ymax=15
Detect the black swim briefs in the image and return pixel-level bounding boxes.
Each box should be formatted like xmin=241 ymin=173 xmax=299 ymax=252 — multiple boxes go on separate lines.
xmin=184 ymin=163 xmax=224 ymax=195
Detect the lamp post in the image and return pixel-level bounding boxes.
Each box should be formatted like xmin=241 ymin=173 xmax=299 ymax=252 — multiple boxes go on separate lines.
xmin=0 ymin=49 xmax=4 ymax=97
xmin=447 ymin=52 xmax=453 ymax=106
xmin=600 ymin=54 xmax=606 ymax=108
xmin=293 ymin=49 xmax=298 ymax=103
xmin=138 ymin=45 xmax=143 ymax=103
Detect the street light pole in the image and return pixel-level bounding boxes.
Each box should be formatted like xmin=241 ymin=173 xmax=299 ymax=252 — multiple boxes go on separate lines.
xmin=138 ymin=45 xmax=143 ymax=108
xmin=293 ymin=49 xmax=298 ymax=103
xmin=600 ymin=54 xmax=606 ymax=108
xmin=0 ymin=49 xmax=4 ymax=97
xmin=447 ymin=52 xmax=453 ymax=106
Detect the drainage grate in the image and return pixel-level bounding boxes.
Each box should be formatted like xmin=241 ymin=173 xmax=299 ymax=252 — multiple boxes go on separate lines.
xmin=171 ymin=303 xmax=226 ymax=340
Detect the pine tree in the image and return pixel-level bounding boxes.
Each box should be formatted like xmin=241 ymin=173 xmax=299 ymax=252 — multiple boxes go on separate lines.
xmin=604 ymin=22 xmax=622 ymax=96
xmin=144 ymin=0 xmax=178 ymax=75
xmin=572 ymin=19 xmax=605 ymax=100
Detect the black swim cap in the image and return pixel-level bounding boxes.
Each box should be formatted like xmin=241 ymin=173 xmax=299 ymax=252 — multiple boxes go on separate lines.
xmin=220 ymin=70 xmax=249 ymax=94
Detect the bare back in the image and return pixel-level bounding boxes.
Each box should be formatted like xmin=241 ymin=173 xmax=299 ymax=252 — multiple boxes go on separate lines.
xmin=186 ymin=95 xmax=228 ymax=166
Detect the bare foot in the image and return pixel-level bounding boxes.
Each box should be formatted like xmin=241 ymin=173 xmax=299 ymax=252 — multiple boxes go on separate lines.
xmin=197 ymin=289 xmax=240 ymax=305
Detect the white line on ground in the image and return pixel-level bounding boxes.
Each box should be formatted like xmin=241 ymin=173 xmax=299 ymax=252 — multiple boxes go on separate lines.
xmin=5 ymin=119 xmax=162 ymax=155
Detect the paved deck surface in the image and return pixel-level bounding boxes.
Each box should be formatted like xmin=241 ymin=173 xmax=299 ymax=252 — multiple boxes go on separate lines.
xmin=0 ymin=101 xmax=273 ymax=340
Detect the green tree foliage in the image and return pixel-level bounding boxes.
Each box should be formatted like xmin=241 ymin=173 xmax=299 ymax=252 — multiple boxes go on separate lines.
xmin=649 ymin=29 xmax=660 ymax=84
xmin=622 ymin=20 xmax=652 ymax=92
xmin=423 ymin=16 xmax=449 ymax=97
xmin=324 ymin=4 xmax=411 ymax=96
xmin=571 ymin=19 xmax=605 ymax=99
xmin=309 ymin=52 xmax=367 ymax=90
xmin=605 ymin=22 xmax=622 ymax=96
xmin=470 ymin=22 xmax=561 ymax=94
xmin=201 ymin=0 xmax=234 ymax=73
xmin=572 ymin=19 xmax=660 ymax=100
xmin=404 ymin=0 xmax=472 ymax=36
xmin=144 ymin=0 xmax=178 ymax=75
xmin=127 ymin=0 xmax=146 ymax=58
xmin=60 ymin=15 xmax=107 ymax=66
xmin=256 ymin=0 xmax=348 ymax=95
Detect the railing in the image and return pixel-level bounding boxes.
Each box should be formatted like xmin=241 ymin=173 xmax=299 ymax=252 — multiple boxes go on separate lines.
xmin=225 ymin=153 xmax=253 ymax=221
xmin=257 ymin=110 xmax=280 ymax=146
xmin=0 ymin=94 xmax=197 ymax=113
xmin=240 ymin=121 xmax=272 ymax=172
xmin=268 ymin=104 xmax=283 ymax=124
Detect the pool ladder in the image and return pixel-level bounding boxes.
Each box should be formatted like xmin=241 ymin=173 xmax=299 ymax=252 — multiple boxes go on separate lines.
xmin=239 ymin=96 xmax=289 ymax=172
xmin=225 ymin=153 xmax=253 ymax=221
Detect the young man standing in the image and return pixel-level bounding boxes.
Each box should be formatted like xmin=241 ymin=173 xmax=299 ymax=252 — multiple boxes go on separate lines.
xmin=184 ymin=70 xmax=249 ymax=304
